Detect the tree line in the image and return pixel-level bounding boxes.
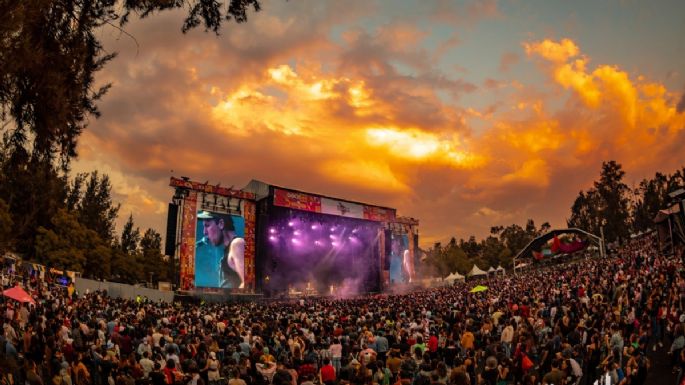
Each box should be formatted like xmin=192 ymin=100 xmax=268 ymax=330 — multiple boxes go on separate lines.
xmin=0 ymin=162 xmax=169 ymax=284
xmin=423 ymin=161 xmax=685 ymax=277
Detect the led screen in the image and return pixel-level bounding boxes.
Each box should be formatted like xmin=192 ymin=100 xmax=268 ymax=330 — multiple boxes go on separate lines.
xmin=195 ymin=211 xmax=245 ymax=288
xmin=262 ymin=208 xmax=381 ymax=296
xmin=388 ymin=233 xmax=410 ymax=284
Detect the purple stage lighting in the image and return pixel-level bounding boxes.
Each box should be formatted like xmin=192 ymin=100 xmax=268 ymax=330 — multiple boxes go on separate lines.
xmin=294 ymin=230 xmax=301 ymax=236
xmin=269 ymin=235 xmax=277 ymax=241
xmin=269 ymin=228 xmax=277 ymax=234
xmin=331 ymin=241 xmax=338 ymax=247
xmin=311 ymin=224 xmax=318 ymax=230
xmin=291 ymin=238 xmax=300 ymax=245
xmin=329 ymin=234 xmax=336 ymax=239
xmin=288 ymin=221 xmax=295 ymax=227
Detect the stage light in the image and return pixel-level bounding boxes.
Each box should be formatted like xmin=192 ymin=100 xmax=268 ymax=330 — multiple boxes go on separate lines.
xmin=269 ymin=228 xmax=276 ymax=234
xmin=331 ymin=241 xmax=338 ymax=247
xmin=311 ymin=224 xmax=318 ymax=230
xmin=330 ymin=226 xmax=336 ymax=232
xmin=288 ymin=221 xmax=295 ymax=227
xmin=269 ymin=236 xmax=277 ymax=241
xmin=294 ymin=230 xmax=301 ymax=236
xmin=352 ymin=228 xmax=358 ymax=233
xmin=329 ymin=234 xmax=336 ymax=239
xmin=291 ymin=238 xmax=299 ymax=244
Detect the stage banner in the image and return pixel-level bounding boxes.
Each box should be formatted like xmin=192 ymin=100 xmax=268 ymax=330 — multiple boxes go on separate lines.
xmin=321 ymin=197 xmax=364 ymax=218
xmin=179 ymin=190 xmax=198 ymax=290
xmin=273 ymin=188 xmax=322 ymax=212
xmin=363 ymin=205 xmax=396 ymax=222
xmin=243 ymin=200 xmax=256 ymax=290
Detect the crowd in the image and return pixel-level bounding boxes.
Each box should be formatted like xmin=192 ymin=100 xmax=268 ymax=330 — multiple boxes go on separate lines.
xmin=2 ymin=233 xmax=684 ymax=385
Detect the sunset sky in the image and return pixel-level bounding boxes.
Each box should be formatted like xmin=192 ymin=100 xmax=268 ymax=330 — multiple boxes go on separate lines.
xmin=74 ymin=0 xmax=685 ymax=246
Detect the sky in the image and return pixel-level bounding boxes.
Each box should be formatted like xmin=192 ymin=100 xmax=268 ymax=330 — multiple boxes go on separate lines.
xmin=74 ymin=0 xmax=685 ymax=247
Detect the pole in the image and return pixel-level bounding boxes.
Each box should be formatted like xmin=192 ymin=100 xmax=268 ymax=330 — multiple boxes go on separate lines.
xmin=600 ymin=225 xmax=606 ymax=259
xmin=668 ymin=216 xmax=675 ymax=256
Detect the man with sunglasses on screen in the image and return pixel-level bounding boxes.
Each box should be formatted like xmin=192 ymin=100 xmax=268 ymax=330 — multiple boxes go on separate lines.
xmin=196 ymin=211 xmax=245 ymax=289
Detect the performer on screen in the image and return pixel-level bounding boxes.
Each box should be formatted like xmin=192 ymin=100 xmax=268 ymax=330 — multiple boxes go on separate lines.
xmin=403 ymin=249 xmax=414 ymax=283
xmin=196 ymin=211 xmax=245 ymax=289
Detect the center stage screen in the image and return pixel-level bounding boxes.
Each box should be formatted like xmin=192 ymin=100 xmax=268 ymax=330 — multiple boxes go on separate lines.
xmin=263 ymin=208 xmax=381 ymax=295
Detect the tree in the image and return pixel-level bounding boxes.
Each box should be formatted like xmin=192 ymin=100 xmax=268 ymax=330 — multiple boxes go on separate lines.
xmin=1 ymin=0 xmax=262 ymax=171
xmin=594 ymin=161 xmax=631 ymax=242
xmin=480 ymin=236 xmax=506 ymax=268
xmin=35 ymin=209 xmax=90 ymax=271
xmin=140 ymin=228 xmax=168 ymax=282
xmin=0 ymin=155 xmax=68 ymax=255
xmin=0 ymin=199 xmax=13 ymax=253
xmin=35 ymin=208 xmax=112 ymax=277
xmin=568 ymin=189 xmax=602 ymax=236
xmin=76 ymin=171 xmax=119 ymax=243
xmin=111 ymin=247 xmax=143 ymax=284
xmin=120 ymin=214 xmax=141 ymax=254
xmin=459 ymin=236 xmax=481 ymax=259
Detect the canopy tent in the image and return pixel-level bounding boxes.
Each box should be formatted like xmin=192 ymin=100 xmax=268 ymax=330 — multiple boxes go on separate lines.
xmin=3 ymin=285 xmax=35 ymax=305
xmin=513 ymin=228 xmax=603 ymax=271
xmin=487 ymin=266 xmax=496 ymax=273
xmin=444 ymin=271 xmax=465 ymax=283
xmin=654 ymin=203 xmax=685 ymax=254
xmin=496 ymin=265 xmax=505 ymax=274
xmin=467 ymin=264 xmax=487 ymax=277
xmin=469 ymin=285 xmax=488 ymax=293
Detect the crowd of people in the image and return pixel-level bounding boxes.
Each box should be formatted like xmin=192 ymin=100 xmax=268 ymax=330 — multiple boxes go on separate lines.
xmin=2 ymin=233 xmax=684 ymax=385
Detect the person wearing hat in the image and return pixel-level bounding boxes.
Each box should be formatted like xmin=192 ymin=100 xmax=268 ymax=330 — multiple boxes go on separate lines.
xmin=195 ymin=211 xmax=245 ymax=289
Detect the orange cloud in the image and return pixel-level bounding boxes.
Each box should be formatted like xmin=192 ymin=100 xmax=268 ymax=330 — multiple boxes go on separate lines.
xmin=76 ymin=11 xmax=685 ymax=246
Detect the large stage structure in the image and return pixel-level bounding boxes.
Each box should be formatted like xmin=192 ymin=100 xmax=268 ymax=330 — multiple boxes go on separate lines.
xmin=166 ymin=177 xmax=419 ymax=297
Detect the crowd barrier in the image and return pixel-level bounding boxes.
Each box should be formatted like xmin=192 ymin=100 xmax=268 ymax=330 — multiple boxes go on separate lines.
xmin=75 ymin=278 xmax=175 ymax=303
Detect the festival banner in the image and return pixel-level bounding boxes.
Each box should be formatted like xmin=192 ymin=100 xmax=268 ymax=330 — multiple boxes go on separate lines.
xmin=243 ymin=200 xmax=256 ymax=290
xmin=170 ymin=177 xmax=254 ymax=200
xmin=321 ymin=197 xmax=364 ymax=218
xmin=179 ymin=190 xmax=198 ymax=290
xmin=273 ymin=188 xmax=322 ymax=212
xmin=363 ymin=205 xmax=396 ymax=222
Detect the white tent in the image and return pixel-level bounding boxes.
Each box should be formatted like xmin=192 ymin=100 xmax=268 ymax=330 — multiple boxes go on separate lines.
xmin=444 ymin=271 xmax=465 ymax=283
xmin=496 ymin=265 xmax=506 ymax=274
xmin=467 ymin=264 xmax=488 ymax=277
xmin=487 ymin=266 xmax=496 ymax=274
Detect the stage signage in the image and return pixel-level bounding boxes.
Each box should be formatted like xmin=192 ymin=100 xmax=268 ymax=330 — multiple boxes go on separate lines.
xmin=321 ymin=197 xmax=363 ymax=218
xmin=170 ymin=177 xmax=255 ymax=200
xmin=363 ymin=206 xmax=396 ymax=222
xmin=274 ymin=188 xmax=322 ymax=212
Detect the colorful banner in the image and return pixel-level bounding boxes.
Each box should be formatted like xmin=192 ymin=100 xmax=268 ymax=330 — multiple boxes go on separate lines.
xmin=321 ymin=197 xmax=364 ymax=218
xmin=170 ymin=177 xmax=255 ymax=200
xmin=179 ymin=190 xmax=198 ymax=290
xmin=274 ymin=188 xmax=396 ymax=222
xmin=274 ymin=188 xmax=322 ymax=212
xmin=243 ymin=200 xmax=256 ymax=290
xmin=363 ymin=206 xmax=396 ymax=222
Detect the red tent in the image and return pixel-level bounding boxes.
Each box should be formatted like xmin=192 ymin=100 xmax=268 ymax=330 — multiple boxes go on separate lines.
xmin=2 ymin=285 xmax=36 ymax=305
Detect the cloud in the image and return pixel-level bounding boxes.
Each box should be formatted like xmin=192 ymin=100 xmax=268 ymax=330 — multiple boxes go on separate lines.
xmin=499 ymin=52 xmax=519 ymax=72
xmin=74 ymin=6 xmax=685 ymax=247
xmin=678 ymin=91 xmax=685 ymax=113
